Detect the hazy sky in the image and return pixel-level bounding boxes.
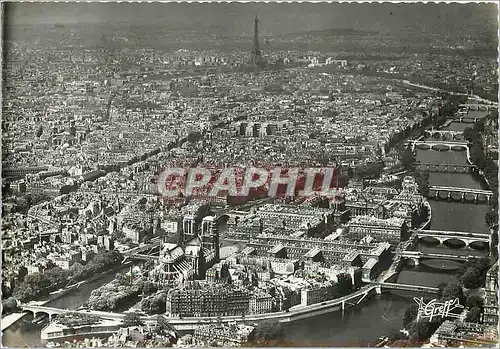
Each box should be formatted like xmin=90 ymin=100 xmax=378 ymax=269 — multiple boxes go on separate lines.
xmin=4 ymin=2 xmax=498 ymax=37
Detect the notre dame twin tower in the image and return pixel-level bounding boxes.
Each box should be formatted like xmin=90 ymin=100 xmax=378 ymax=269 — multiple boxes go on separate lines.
xmin=181 ymin=215 xmax=219 ymax=279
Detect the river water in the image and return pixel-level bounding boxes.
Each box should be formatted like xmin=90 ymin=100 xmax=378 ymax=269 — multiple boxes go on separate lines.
xmin=2 ymin=146 xmax=491 ymax=347
xmin=285 ymin=146 xmax=491 ymax=346
xmin=442 ymin=121 xmax=472 ymax=132
xmin=2 ymin=267 xmax=127 ymax=347
xmin=286 ymin=293 xmax=416 ymax=347
xmin=394 ymin=147 xmax=490 ymax=289
xmin=415 ymin=148 xmax=468 ymax=165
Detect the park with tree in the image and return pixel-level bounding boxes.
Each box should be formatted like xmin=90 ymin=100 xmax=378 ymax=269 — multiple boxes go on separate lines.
xmin=399 ymin=148 xmax=416 ymax=173
xmin=457 ymin=257 xmax=491 ymax=290
xmin=249 ymin=319 xmax=287 ymax=347
xmin=122 ymin=312 xmax=145 ymax=328
xmin=2 ymin=297 xmax=19 ymax=315
xmin=12 ymin=250 xmax=123 ymax=303
xmin=141 ymin=289 xmax=170 ymax=315
xmin=55 ymin=312 xmax=102 ymax=327
xmin=397 ymin=148 xmax=430 ymax=197
xmin=86 ymin=271 xmax=145 ymax=311
xmin=354 ymin=162 xmax=384 ymax=180
xmin=336 ymin=273 xmax=353 ymax=297
xmin=389 ymin=272 xmax=491 ymax=347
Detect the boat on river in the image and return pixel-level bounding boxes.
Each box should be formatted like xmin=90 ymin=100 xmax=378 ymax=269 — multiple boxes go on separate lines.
xmin=50 ymin=288 xmax=65 ymax=295
xmin=369 ymin=336 xmax=390 ymax=347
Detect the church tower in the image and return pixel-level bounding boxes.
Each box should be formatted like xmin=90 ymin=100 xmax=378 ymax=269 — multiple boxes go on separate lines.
xmin=201 ymin=216 xmax=219 ymax=261
xmin=182 ymin=215 xmax=196 ymax=243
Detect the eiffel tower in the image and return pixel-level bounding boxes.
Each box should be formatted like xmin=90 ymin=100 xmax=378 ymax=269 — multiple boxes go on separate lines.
xmin=251 ymin=16 xmax=266 ymax=69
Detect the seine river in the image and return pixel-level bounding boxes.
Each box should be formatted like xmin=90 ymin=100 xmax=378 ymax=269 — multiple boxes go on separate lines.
xmin=285 ymin=147 xmax=490 ymax=346
xmin=2 ymin=268 xmax=127 ymax=347
xmin=2 ymin=147 xmax=491 ymax=347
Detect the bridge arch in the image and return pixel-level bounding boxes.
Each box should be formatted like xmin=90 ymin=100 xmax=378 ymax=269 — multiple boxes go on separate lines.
xmin=22 ymin=308 xmax=53 ymax=321
xmin=443 ymin=238 xmax=466 ymax=249
xmin=431 ymin=144 xmax=450 ymax=151
xmin=464 ymin=193 xmax=476 ymax=202
xmin=469 ymin=241 xmax=489 ymax=251
xmin=429 ymin=186 xmax=493 ymax=204
xmin=419 ymin=236 xmax=440 ymax=246
xmin=416 ymin=144 xmax=431 ymax=150
xmin=438 ymin=191 xmax=449 ymax=200
xmin=451 ymin=145 xmax=466 ymax=151
xmin=22 ymin=308 xmax=35 ymax=317
xmin=432 ymin=132 xmax=442 ymax=139
xmin=477 ymin=194 xmax=487 ymax=203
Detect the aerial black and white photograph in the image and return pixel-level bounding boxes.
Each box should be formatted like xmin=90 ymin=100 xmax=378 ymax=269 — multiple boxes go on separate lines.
xmin=1 ymin=1 xmax=499 ymax=347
